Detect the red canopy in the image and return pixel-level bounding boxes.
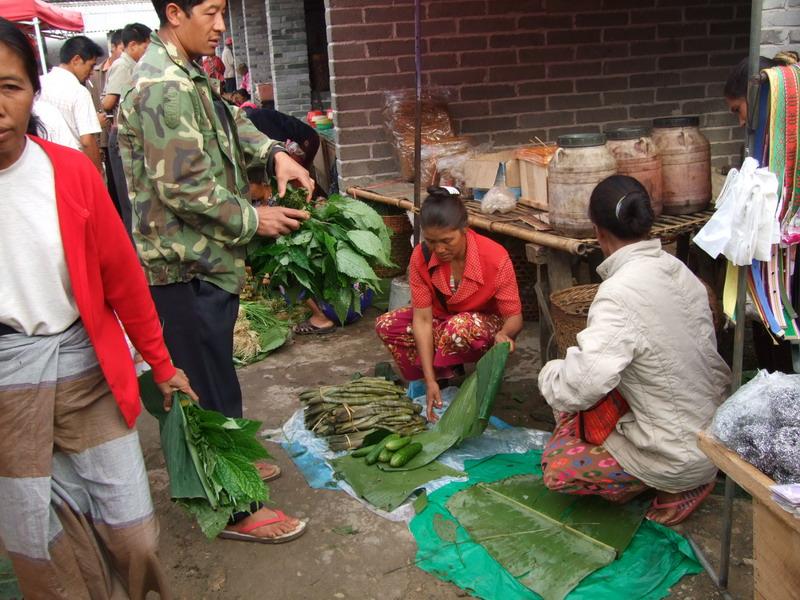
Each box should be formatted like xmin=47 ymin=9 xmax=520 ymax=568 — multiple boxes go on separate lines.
xmin=0 ymin=0 xmax=84 ymax=32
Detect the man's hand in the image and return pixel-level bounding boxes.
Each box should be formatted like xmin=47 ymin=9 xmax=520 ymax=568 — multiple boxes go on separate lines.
xmin=425 ymin=379 xmax=443 ymax=422
xmin=274 ymin=150 xmax=314 ymax=200
xmin=97 ymin=111 xmax=109 ymax=128
xmin=255 ymin=206 xmax=309 ymax=237
xmin=494 ymin=331 xmax=516 ymax=353
xmin=156 ymin=368 xmax=198 ymax=412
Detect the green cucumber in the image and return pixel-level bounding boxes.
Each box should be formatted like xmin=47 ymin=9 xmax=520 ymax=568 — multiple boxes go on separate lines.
xmin=378 ymin=448 xmax=394 ymax=463
xmin=384 ymin=436 xmax=411 ymax=451
xmin=389 ymin=442 xmax=422 ymax=467
xmin=365 ymin=434 xmax=399 ymax=465
xmin=351 ymin=444 xmax=376 ymax=458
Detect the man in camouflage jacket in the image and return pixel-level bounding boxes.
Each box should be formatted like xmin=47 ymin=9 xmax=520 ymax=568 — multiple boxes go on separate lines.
xmin=117 ymin=0 xmax=312 ymax=544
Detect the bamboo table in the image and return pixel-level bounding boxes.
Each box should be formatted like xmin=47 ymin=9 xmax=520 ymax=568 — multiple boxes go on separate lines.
xmin=346 ymin=183 xmax=713 ymax=362
xmin=698 ymin=432 xmax=800 ymax=600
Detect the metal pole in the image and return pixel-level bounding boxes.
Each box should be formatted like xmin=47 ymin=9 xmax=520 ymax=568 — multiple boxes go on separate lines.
xmin=412 ymin=0 xmax=422 ymax=247
xmin=32 ymin=17 xmax=47 ymax=75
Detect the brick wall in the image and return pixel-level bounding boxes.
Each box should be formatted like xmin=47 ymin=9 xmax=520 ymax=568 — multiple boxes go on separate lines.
xmin=242 ymin=0 xmax=272 ymax=99
xmin=327 ymin=0 xmax=751 ymax=189
xmin=761 ymin=0 xmax=800 ymax=57
xmin=266 ymin=0 xmax=313 ymax=117
xmin=228 ymin=0 xmax=246 ymax=86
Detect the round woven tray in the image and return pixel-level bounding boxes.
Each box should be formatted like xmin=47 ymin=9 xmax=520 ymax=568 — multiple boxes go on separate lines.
xmin=550 ymin=284 xmax=599 ymax=358
xmin=375 ymin=214 xmax=413 ymax=278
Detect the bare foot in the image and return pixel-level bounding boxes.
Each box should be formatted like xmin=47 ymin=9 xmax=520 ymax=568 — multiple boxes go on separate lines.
xmin=226 ymin=507 xmax=302 ymax=539
xmin=254 ymin=460 xmax=281 ymax=481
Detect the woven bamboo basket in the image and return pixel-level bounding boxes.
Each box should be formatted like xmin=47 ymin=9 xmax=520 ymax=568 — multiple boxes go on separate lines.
xmin=375 ymin=214 xmax=413 ymax=278
xmin=550 ymin=284 xmax=599 ymax=358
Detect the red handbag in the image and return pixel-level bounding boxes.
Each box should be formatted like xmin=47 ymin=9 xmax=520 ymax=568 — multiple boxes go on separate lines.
xmin=576 ymin=389 xmax=630 ymax=445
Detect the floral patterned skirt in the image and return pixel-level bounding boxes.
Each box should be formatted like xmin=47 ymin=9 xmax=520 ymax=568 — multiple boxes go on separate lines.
xmin=375 ymin=307 xmax=502 ymax=381
xmin=541 ymin=412 xmax=648 ymax=503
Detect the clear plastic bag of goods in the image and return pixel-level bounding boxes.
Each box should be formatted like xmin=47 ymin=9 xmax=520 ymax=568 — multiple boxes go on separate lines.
xmin=710 ymin=370 xmax=800 ymax=482
xmin=383 ymin=89 xmax=455 ymax=181
xmin=480 ymin=185 xmax=517 ymax=214
xmin=419 ymin=137 xmax=473 ymax=187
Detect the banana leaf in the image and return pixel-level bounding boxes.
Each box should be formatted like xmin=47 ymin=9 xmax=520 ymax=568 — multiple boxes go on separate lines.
xmin=0 ymin=557 xmax=21 ymax=599
xmin=379 ymin=342 xmax=511 ymax=471
xmin=331 ymin=453 xmax=463 ymax=512
xmin=446 ymin=474 xmax=650 ymax=600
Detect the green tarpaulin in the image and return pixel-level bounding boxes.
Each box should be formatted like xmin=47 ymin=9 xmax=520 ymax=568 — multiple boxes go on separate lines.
xmin=410 ymin=451 xmax=702 ymax=600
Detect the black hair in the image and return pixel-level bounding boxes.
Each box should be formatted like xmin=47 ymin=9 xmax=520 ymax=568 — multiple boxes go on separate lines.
xmin=59 ymin=35 xmax=103 ymax=64
xmin=420 ymin=186 xmax=468 ymax=230
xmin=151 ymin=0 xmax=206 ymax=26
xmin=589 ymin=175 xmax=654 ymax=240
xmin=247 ymin=166 xmax=267 ymax=185
xmin=724 ymin=52 xmax=799 ymax=99
xmin=0 ymin=18 xmax=43 ymax=136
xmin=109 ymin=29 xmax=123 ymax=47
xmin=234 ymin=88 xmax=250 ymax=100
xmin=121 ymin=23 xmax=152 ymax=46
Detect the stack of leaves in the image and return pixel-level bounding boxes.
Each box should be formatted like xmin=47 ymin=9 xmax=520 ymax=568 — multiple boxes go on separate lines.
xmin=272 ymin=182 xmax=312 ymax=210
xmin=300 ymin=377 xmax=426 ymax=451
xmin=140 ymin=379 xmax=269 ymax=539
xmin=233 ymin=300 xmax=291 ymax=366
xmin=249 ymin=194 xmax=395 ymax=324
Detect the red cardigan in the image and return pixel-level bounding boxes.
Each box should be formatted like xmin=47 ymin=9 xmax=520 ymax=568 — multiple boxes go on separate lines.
xmin=33 ymin=137 xmax=175 ymax=427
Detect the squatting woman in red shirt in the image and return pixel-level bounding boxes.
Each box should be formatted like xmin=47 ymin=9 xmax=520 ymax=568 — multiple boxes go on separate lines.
xmin=376 ymin=187 xmax=523 ymax=421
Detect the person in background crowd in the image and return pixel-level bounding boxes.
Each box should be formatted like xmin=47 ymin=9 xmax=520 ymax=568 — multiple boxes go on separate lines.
xmin=376 ymin=187 xmax=523 ymax=422
xmin=0 ymin=19 xmax=195 ymax=598
xmin=202 ymin=52 xmax=224 ymax=82
xmin=538 ymin=175 xmax=731 ymax=526
xmin=238 ymin=62 xmax=250 ymax=93
xmin=222 ymin=35 xmax=235 ymax=92
xmin=89 ymin=29 xmax=123 ymax=211
xmin=231 ymin=87 xmax=257 ymax=109
xmin=119 ymin=0 xmax=314 ymax=544
xmin=102 ymin=22 xmax=152 ymax=235
xmin=37 ymin=36 xmax=104 ymax=171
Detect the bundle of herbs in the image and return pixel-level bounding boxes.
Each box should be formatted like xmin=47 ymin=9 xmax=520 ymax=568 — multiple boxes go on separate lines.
xmin=300 ymin=377 xmax=426 ymax=451
xmin=140 ymin=379 xmax=270 ymax=539
xmin=233 ymin=300 xmax=291 ymax=366
xmin=249 ymin=194 xmax=395 ymax=324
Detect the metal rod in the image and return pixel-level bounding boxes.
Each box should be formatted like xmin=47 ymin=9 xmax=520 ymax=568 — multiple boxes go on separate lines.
xmin=412 ymin=0 xmax=422 ymax=247
xmin=32 ymin=17 xmax=47 ymax=75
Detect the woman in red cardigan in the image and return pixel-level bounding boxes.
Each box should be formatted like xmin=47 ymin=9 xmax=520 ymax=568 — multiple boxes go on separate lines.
xmin=376 ymin=188 xmax=523 ymax=421
xmin=0 ymin=19 xmax=194 ymax=599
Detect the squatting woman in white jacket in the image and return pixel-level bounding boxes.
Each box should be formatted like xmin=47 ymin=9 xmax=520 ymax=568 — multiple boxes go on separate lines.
xmin=538 ymin=175 xmax=731 ymax=526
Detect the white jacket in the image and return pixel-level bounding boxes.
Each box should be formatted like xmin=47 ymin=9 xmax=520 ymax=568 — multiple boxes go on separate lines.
xmin=539 ymin=240 xmax=731 ymax=493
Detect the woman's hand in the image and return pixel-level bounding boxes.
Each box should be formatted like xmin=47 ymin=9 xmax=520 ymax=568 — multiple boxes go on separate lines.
xmin=426 ymin=379 xmax=442 ymax=422
xmin=157 ymin=368 xmax=199 ymax=411
xmin=495 ymin=331 xmax=516 ymax=352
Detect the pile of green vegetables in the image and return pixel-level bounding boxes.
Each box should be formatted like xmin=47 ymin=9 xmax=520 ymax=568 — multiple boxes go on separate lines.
xmin=140 ymin=379 xmax=269 ymax=539
xmin=300 ymin=377 xmax=426 ymax=451
xmin=249 ymin=194 xmax=395 ymax=324
xmin=351 ymin=433 xmax=424 ymax=468
xmin=233 ymin=300 xmax=290 ymax=366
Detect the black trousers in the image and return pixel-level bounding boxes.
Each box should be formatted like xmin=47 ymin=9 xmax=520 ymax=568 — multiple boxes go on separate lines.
xmin=149 ymin=280 xmax=243 ymax=417
xmin=108 ymin=127 xmax=132 ymax=242
xmin=224 ymin=77 xmax=236 ymax=93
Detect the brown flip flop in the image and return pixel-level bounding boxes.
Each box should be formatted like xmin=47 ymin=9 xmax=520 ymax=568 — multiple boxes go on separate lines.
xmin=646 ymin=481 xmax=715 ymax=526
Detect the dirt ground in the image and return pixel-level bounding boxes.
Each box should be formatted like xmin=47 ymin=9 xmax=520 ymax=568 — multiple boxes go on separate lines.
xmin=135 ymin=309 xmax=755 ymax=600
xmin=0 ymin=309 xmax=754 ymax=599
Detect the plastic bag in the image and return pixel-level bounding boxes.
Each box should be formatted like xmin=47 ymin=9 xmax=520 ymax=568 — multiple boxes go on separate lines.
xmin=419 ymin=137 xmax=473 ymax=188
xmin=710 ymin=370 xmax=800 ymax=482
xmin=481 ymin=185 xmax=517 ymax=214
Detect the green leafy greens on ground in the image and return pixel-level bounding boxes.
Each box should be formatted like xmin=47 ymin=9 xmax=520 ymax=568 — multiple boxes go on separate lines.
xmin=249 ymin=195 xmax=396 ymax=324
xmin=233 ymin=300 xmax=291 ymax=366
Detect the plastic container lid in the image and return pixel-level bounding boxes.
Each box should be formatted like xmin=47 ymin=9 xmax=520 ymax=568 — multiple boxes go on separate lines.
xmin=605 ymin=126 xmax=651 ymax=140
xmin=556 ymin=133 xmax=607 ymax=148
xmin=652 ymin=116 xmax=700 ymax=128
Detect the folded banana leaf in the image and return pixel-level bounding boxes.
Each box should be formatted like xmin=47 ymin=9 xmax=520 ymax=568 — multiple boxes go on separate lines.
xmin=446 ymin=474 xmax=650 ymax=600
xmin=379 ymin=342 xmax=510 ymax=471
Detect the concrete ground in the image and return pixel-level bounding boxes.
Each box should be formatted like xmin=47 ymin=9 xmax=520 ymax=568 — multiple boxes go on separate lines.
xmin=136 ymin=308 xmax=754 ymax=600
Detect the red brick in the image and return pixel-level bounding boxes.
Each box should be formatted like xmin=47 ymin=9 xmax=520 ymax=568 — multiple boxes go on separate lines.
xmin=630 ymin=72 xmax=680 ymax=88
xmin=517 ymin=15 xmax=573 ymax=30
xmin=519 ymin=110 xmax=575 ymax=129
xmin=330 ymin=77 xmax=366 ymax=95
xmin=332 ymin=110 xmax=369 ymax=128
xmin=491 ymin=97 xmax=546 ymax=114
xmin=487 ymin=0 xmax=544 ymax=14
xmin=603 ymin=56 xmax=656 ymax=75
xmin=709 ymin=20 xmax=750 ymax=36
xmin=363 ymin=5 xmax=414 ymax=24
xmin=733 ymin=35 xmax=748 ymax=50
xmin=460 ymin=50 xmax=517 ymax=68
xmin=655 ymin=85 xmax=707 ymax=102
xmin=459 ymin=17 xmax=517 ymax=34
xmin=576 ymin=43 xmax=629 ymax=59
xmin=547 ymin=93 xmax=600 ymax=110
xmin=395 ymin=19 xmax=457 ymax=38
xmin=546 ymin=28 xmax=602 ymax=45
xmin=658 ymin=23 xmax=707 ymax=38
xmin=334 ymin=93 xmax=384 ymax=112
xmin=490 ymin=64 xmax=546 ymax=82
xmin=371 ymin=144 xmax=395 ymax=160
xmin=330 ymin=43 xmax=367 ymax=60
xmin=340 ymin=158 xmax=398 ymax=178
xmin=367 ymin=40 xmax=414 ymax=58
xmin=430 ymin=36 xmax=487 ymax=53
xmin=460 ymin=116 xmax=518 ymax=134
xmin=337 ymin=144 xmax=372 ymax=161
xmin=603 ymin=25 xmax=656 ymax=42
xmin=329 ymin=24 xmax=393 ymax=43
xmin=544 ymin=0 xmax=600 ymax=12
xmin=519 ymin=46 xmax=576 ymax=63
xmin=397 ymin=54 xmax=458 ymax=72
xmin=460 ymin=84 xmax=516 ymax=101
xmin=685 ymin=5 xmax=736 ymax=21
xmin=518 ymin=79 xmax=574 ymax=95
xmin=604 ymin=89 xmax=655 ymax=106
xmin=682 ymin=98 xmax=728 ymax=114
xmin=328 ymin=8 xmax=363 ymax=26
xmin=546 ymin=61 xmax=602 ymax=79
xmin=575 ymin=11 xmax=629 ymax=27
xmin=334 ymin=58 xmax=397 ymax=77
xmin=603 ymin=0 xmax=654 ymax=7
xmin=427 ymin=0 xmax=487 ymax=18
xmin=338 ymin=127 xmax=387 ymax=145
xmin=710 ymin=52 xmax=746 ymax=67
xmin=680 ymin=67 xmax=732 ymax=84
xmin=429 ymin=68 xmax=487 ymax=86
xmin=367 ymin=109 xmax=386 ymax=127
xmin=629 ymin=8 xmax=682 ymax=24
xmin=365 ymin=72 xmax=415 ymax=91
xmin=449 ymin=101 xmax=491 ymax=119
xmin=574 ymin=106 xmax=630 ymax=123
xmin=575 ymin=76 xmax=629 ymax=93
xmin=683 ymin=37 xmax=733 ymax=52
xmin=658 ymin=53 xmax=709 ymax=70
xmin=489 ymin=32 xmax=546 ymax=48
xmin=629 ymin=103 xmax=680 ymax=119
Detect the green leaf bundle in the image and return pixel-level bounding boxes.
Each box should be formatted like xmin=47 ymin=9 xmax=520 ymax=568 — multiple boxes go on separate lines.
xmin=233 ymin=300 xmax=290 ymax=366
xmin=249 ymin=195 xmax=396 ymax=324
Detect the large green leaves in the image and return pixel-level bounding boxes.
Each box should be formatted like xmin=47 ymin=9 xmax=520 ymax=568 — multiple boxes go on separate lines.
xmin=335 ymin=244 xmax=378 ymax=280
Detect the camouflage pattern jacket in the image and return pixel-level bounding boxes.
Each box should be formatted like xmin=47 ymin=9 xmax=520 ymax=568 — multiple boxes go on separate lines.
xmin=118 ymin=33 xmax=280 ymax=295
